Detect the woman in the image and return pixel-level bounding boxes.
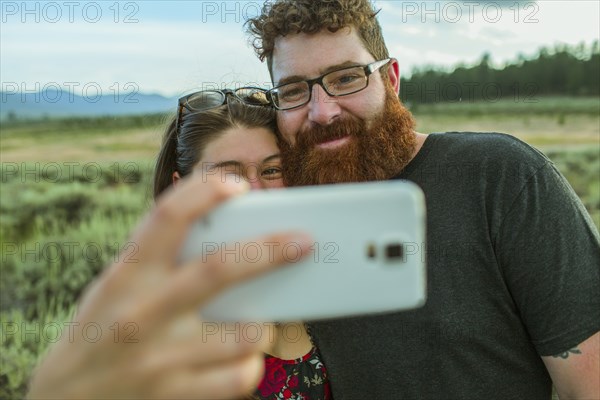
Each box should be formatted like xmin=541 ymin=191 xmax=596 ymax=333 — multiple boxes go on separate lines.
xmin=153 ymin=88 xmax=284 ymax=195
xmin=28 ymin=88 xmax=329 ymax=400
xmin=28 ymin=109 xmax=312 ymax=399
xmin=153 ymin=88 xmax=332 ymax=400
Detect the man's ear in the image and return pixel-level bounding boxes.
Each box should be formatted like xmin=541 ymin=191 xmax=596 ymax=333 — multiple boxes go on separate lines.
xmin=386 ymin=58 xmax=400 ymax=94
xmin=172 ymin=171 xmax=182 ymax=186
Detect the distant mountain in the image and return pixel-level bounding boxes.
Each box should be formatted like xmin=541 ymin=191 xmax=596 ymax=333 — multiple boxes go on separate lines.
xmin=1 ymin=90 xmax=178 ymax=120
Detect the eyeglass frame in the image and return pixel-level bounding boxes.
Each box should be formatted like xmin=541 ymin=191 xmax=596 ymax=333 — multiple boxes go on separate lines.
xmin=266 ymin=58 xmax=393 ymax=111
xmin=175 ymin=87 xmax=270 ymax=136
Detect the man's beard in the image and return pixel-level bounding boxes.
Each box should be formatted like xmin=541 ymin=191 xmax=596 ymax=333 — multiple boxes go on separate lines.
xmin=280 ymin=86 xmax=416 ymax=186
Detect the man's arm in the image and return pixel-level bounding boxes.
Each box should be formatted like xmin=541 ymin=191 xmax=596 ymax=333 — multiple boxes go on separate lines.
xmin=542 ymin=331 xmax=600 ymax=399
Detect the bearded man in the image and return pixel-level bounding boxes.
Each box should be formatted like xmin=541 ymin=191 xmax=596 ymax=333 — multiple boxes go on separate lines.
xmin=246 ymin=1 xmax=600 ymax=399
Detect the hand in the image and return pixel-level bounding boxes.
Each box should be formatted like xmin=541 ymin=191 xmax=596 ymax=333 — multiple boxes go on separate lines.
xmin=27 ymin=175 xmax=312 ymax=399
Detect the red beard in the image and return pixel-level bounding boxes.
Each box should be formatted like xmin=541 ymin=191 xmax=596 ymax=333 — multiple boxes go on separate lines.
xmin=280 ymin=86 xmax=417 ymax=186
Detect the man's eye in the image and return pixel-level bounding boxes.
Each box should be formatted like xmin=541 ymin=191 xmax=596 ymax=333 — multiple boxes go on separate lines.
xmin=278 ymin=85 xmax=306 ymax=100
xmin=334 ymin=74 xmax=361 ymax=86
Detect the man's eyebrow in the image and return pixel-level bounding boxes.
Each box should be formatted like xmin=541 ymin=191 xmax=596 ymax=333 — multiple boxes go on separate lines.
xmin=276 ymin=61 xmax=362 ymax=86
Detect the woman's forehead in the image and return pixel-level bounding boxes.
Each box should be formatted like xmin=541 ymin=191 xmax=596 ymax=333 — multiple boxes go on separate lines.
xmin=200 ymin=126 xmax=279 ymax=164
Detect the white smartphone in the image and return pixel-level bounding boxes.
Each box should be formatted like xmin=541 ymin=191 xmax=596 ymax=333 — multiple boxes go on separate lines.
xmin=179 ymin=180 xmax=427 ymax=321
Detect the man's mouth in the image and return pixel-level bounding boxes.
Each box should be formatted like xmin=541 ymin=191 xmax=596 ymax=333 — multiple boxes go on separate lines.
xmin=315 ymin=136 xmax=351 ymax=149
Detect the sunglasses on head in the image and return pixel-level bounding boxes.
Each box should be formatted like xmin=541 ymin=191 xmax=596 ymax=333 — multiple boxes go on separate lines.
xmin=175 ymin=87 xmax=270 ymax=135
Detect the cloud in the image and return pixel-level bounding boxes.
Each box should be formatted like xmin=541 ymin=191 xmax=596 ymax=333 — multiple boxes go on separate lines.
xmin=377 ymin=0 xmax=599 ymax=74
xmin=2 ymin=1 xmax=597 ymax=96
xmin=1 ymin=18 xmax=271 ymax=97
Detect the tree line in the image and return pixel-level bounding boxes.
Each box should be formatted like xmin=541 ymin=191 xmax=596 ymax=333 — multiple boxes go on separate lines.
xmin=399 ymin=41 xmax=600 ymax=104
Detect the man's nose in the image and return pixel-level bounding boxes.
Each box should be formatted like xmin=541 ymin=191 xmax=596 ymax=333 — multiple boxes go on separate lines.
xmin=307 ymin=84 xmax=341 ymax=126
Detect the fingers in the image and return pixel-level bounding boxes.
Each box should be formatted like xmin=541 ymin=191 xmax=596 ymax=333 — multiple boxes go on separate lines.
xmin=28 ymin=175 xmax=285 ymax=400
xmin=154 ymin=353 xmax=265 ymax=399
xmin=138 ymin=313 xmax=271 ymax=371
xmin=74 ymin=174 xmax=253 ymax=335
xmin=154 ymin=232 xmax=313 ymax=316
xmin=129 ymin=174 xmax=250 ymax=267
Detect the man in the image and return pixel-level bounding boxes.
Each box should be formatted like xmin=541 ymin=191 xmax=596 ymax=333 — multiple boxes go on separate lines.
xmin=246 ymin=0 xmax=600 ymax=398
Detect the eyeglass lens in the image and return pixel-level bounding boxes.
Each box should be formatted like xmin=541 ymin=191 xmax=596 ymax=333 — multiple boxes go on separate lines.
xmin=235 ymin=88 xmax=270 ymax=106
xmin=274 ymin=66 xmax=368 ymax=109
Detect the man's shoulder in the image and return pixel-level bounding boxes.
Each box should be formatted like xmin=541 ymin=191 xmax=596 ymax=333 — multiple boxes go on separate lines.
xmin=430 ymin=131 xmax=539 ymax=152
xmin=428 ymin=131 xmax=550 ymax=168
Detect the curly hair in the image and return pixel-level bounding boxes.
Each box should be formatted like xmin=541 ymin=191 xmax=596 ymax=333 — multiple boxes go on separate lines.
xmin=245 ymin=0 xmax=389 ymax=78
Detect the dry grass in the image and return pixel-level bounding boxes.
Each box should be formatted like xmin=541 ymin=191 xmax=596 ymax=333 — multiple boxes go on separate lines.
xmin=0 ymin=127 xmax=164 ymax=162
xmin=2 ymin=113 xmax=598 ymax=163
xmin=414 ymin=113 xmax=599 ymax=149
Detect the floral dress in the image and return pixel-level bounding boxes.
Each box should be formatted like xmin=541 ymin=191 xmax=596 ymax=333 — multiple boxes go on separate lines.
xmin=252 ymin=346 xmax=332 ymax=400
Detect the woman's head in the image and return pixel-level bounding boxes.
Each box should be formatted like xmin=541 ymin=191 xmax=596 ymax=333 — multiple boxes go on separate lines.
xmin=153 ymin=91 xmax=282 ymax=199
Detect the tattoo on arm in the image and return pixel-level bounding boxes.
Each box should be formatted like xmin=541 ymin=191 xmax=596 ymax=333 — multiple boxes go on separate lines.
xmin=552 ymin=347 xmax=582 ymax=359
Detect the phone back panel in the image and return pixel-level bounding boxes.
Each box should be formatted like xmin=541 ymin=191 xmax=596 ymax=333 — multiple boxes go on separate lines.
xmin=180 ymin=180 xmax=427 ymax=321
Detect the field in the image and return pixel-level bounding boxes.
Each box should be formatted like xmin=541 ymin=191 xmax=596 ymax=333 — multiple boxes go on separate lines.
xmin=1 ymin=97 xmax=599 ymax=398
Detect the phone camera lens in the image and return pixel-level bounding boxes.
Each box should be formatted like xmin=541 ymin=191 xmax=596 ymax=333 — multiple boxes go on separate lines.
xmin=367 ymin=243 xmax=376 ymax=259
xmin=385 ymin=243 xmax=404 ymax=260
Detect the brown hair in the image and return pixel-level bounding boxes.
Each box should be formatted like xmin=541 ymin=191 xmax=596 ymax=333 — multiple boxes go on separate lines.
xmin=153 ymin=100 xmax=277 ymax=199
xmin=245 ymin=0 xmax=389 ymax=78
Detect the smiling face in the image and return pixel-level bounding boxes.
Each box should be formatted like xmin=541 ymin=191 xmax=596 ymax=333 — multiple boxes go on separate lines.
xmin=271 ymin=27 xmax=416 ymax=186
xmin=272 ymin=27 xmax=395 ymax=145
xmin=193 ymin=126 xmax=283 ymax=190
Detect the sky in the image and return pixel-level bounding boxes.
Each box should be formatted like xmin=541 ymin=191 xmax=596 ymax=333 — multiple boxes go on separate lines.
xmin=1 ymin=0 xmax=599 ymax=98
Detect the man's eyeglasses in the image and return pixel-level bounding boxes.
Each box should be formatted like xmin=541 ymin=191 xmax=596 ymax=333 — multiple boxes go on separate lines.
xmin=266 ymin=58 xmax=392 ymax=111
xmin=176 ymin=87 xmax=270 ymax=134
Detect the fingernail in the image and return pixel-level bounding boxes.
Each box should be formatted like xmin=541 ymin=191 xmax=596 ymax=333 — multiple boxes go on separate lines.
xmin=288 ymin=232 xmax=313 ymax=248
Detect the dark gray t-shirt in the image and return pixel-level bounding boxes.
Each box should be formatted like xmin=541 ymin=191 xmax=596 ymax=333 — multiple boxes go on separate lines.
xmin=309 ymin=132 xmax=600 ymax=399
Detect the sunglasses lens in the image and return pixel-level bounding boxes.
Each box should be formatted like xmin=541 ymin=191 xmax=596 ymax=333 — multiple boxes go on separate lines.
xmin=235 ymin=88 xmax=269 ymax=106
xmin=185 ymin=91 xmax=226 ymax=111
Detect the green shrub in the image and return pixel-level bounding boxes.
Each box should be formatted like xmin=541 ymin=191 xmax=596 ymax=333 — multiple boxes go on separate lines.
xmin=0 ymin=143 xmax=598 ymax=398
xmin=1 ymin=307 xmax=75 ymax=400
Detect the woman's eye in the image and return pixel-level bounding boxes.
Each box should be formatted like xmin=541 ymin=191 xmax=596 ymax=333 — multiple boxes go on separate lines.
xmin=261 ymin=166 xmax=282 ymax=179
